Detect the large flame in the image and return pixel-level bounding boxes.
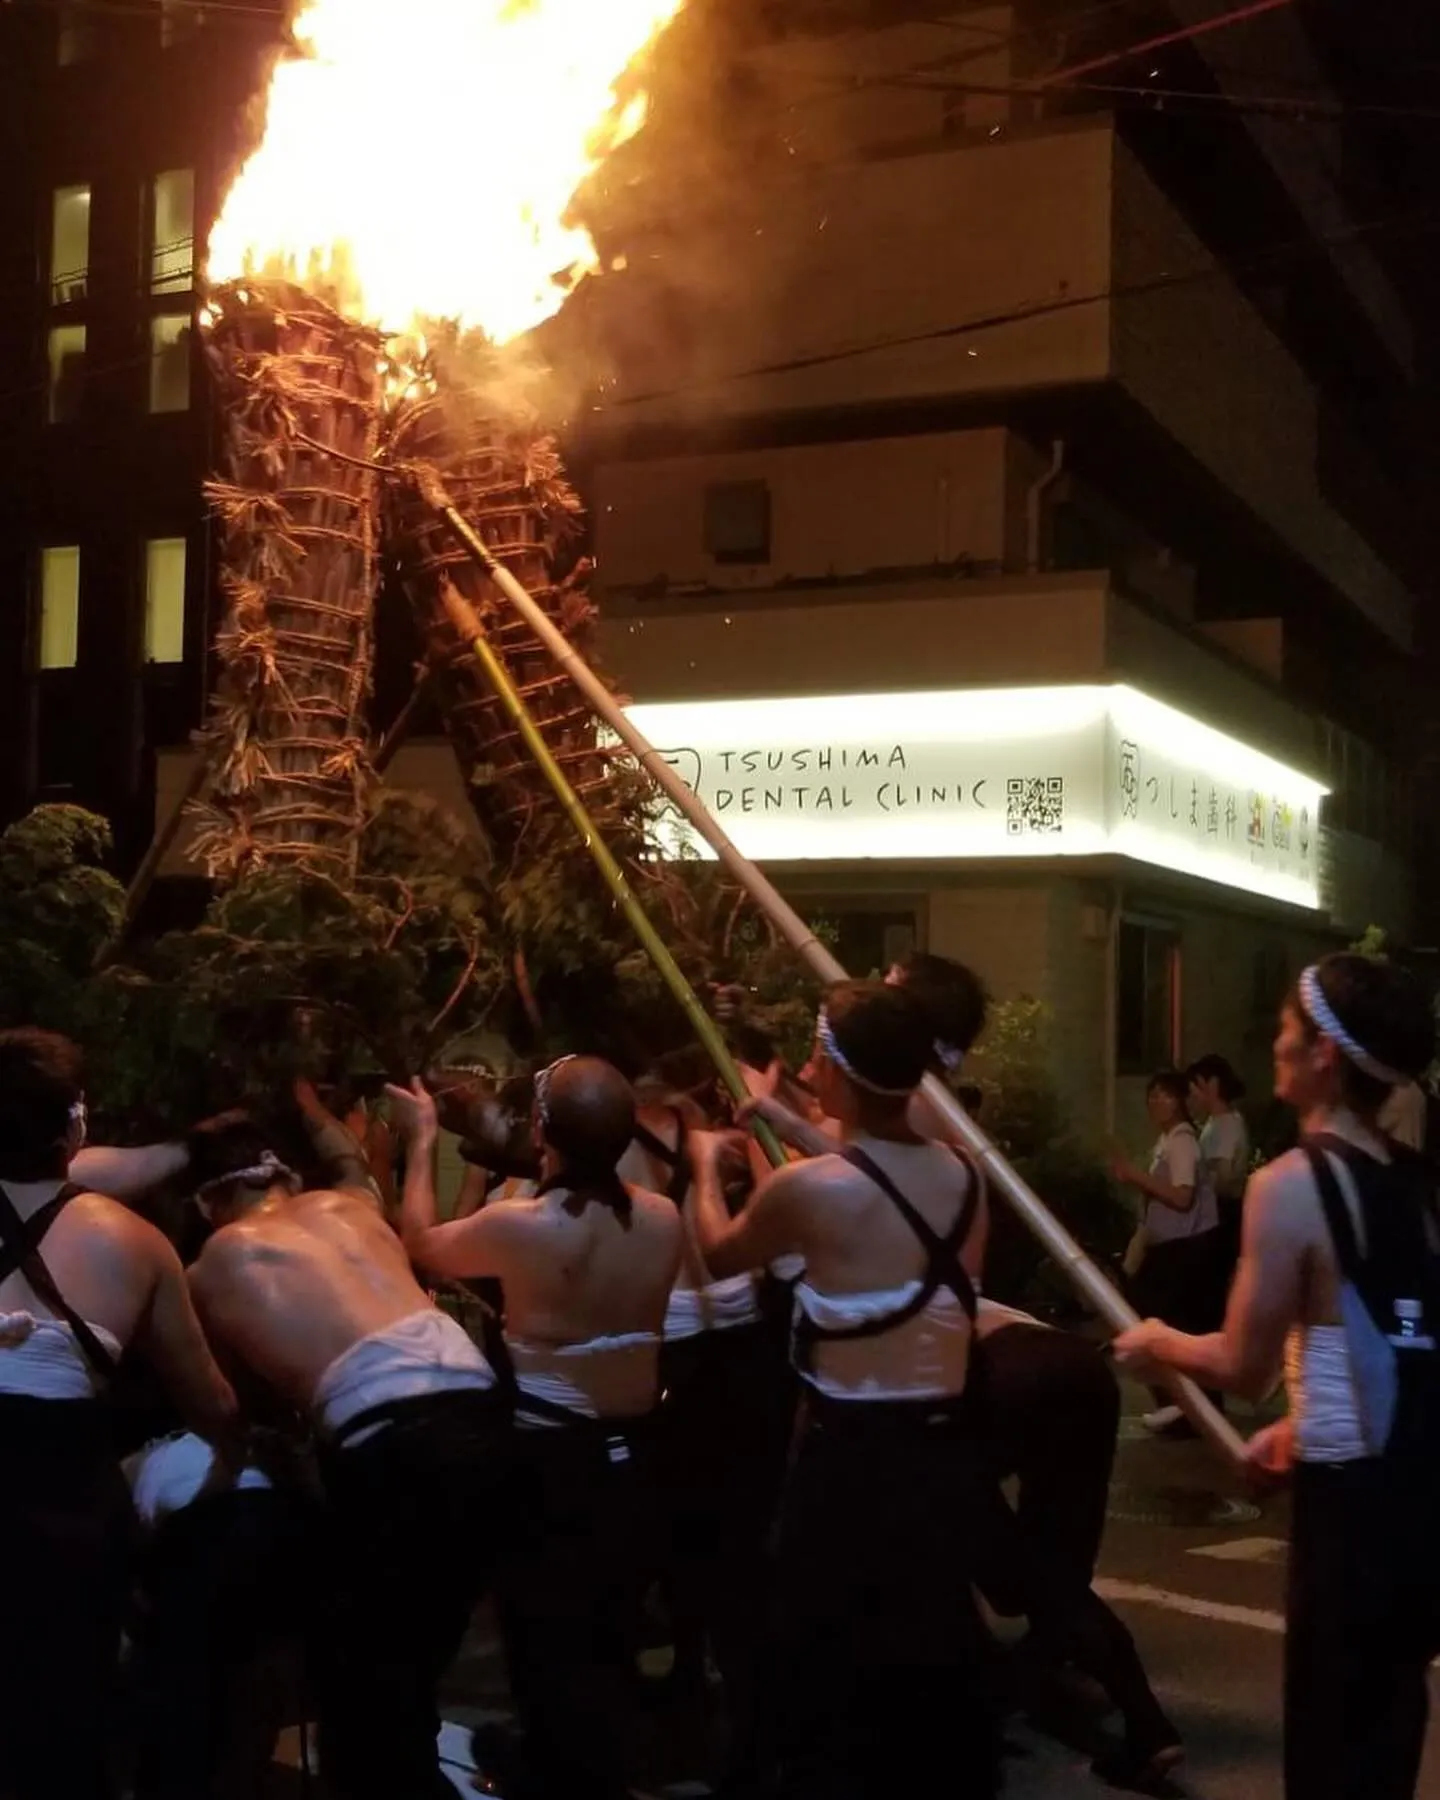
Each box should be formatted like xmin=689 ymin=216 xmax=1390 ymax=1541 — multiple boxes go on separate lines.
xmin=208 ymin=0 xmax=685 ymax=344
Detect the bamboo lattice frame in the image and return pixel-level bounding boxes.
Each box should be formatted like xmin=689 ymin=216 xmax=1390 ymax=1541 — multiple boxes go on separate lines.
xmin=195 ymin=281 xmax=384 ymax=883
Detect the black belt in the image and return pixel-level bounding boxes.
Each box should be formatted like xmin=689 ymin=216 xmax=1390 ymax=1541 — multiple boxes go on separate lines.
xmin=802 ymin=1387 xmax=974 ymax=1434
xmin=326 ymin=1383 xmax=505 ymax=1451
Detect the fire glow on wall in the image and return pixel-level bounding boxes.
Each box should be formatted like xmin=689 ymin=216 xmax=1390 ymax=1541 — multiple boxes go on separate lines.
xmin=620 ymin=685 xmax=1327 ymax=910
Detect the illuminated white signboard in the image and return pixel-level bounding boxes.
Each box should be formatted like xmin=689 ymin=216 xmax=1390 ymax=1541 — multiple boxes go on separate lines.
xmin=620 ymin=685 xmax=1325 ymax=909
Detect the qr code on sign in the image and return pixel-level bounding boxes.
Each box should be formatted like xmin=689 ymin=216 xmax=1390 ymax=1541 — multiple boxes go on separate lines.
xmin=1006 ymin=776 xmax=1065 ymax=836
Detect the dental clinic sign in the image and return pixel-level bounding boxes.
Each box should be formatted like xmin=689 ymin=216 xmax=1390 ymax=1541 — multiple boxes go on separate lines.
xmin=620 ymin=685 xmax=1325 ymax=910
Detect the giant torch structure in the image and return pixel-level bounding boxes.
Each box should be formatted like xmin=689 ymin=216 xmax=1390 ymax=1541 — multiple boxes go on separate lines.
xmin=195 ymin=0 xmax=1243 ymax=1467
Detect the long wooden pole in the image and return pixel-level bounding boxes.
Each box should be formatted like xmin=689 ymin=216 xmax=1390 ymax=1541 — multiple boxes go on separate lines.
xmin=420 ymin=472 xmax=1246 ymax=1472
xmin=437 ymin=581 xmax=787 ymax=1174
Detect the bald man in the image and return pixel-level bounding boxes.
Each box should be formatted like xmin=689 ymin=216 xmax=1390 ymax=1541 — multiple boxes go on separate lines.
xmin=390 ymin=1056 xmax=683 ymax=1800
xmin=185 ymin=1115 xmax=505 ymax=1800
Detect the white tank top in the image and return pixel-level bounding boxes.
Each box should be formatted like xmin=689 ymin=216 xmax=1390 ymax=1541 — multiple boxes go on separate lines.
xmin=793 ymin=1282 xmax=971 ymax=1402
xmin=0 ymin=1313 xmax=121 ymax=1401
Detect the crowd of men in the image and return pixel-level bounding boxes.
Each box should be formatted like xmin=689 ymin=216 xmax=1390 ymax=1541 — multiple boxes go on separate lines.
xmin=0 ymin=947 xmax=1436 ymax=1800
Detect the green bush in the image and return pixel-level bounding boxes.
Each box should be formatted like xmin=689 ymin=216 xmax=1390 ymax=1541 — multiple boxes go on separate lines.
xmin=965 ymin=996 xmax=1132 ymax=1318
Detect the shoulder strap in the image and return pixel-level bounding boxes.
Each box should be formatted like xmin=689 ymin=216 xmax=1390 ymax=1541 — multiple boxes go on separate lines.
xmin=1303 ymin=1137 xmax=1440 ymax=1346
xmin=633 ymin=1109 xmax=692 ymax=1206
xmin=0 ymin=1182 xmax=119 ymax=1380
xmin=1301 ymin=1143 xmax=1365 ymax=1288
xmin=794 ymin=1148 xmax=977 ymax=1360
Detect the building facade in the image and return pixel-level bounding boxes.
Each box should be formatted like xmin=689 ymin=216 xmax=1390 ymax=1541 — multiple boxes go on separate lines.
xmin=1 ymin=0 xmax=1432 ymax=1144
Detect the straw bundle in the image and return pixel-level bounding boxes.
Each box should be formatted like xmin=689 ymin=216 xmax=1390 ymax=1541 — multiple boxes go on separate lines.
xmin=386 ymin=377 xmax=640 ymax=859
xmin=195 ymin=281 xmax=384 ymax=884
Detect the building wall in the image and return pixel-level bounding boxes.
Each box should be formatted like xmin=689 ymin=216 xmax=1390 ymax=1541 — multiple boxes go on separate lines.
xmin=1110 ymin=140 xmax=1414 ymax=651
xmin=595 ymin=427 xmax=1014 ymax=595
xmin=584 ymin=121 xmax=1115 ymax=428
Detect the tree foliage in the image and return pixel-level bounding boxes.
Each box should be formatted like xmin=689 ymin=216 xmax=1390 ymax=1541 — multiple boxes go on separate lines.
xmin=964 ymin=996 xmax=1130 ymax=1315
xmin=0 ymin=799 xmax=821 ymax=1141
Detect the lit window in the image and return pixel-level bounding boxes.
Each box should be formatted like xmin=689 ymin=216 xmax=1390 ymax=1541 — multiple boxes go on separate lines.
xmin=48 ymin=324 xmax=86 ymax=423
xmin=149 ymin=170 xmax=195 ymax=293
xmin=40 ymin=547 xmax=81 ymax=670
xmin=1115 ymin=918 xmax=1180 ymax=1075
xmin=150 ymin=315 xmax=191 ymax=413
xmin=144 ymin=539 xmax=187 ymax=664
xmin=50 ymin=185 xmax=90 ymax=305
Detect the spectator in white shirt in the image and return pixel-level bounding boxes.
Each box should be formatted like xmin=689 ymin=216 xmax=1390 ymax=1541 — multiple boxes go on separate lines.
xmin=1111 ymin=1069 xmax=1224 ymax=1434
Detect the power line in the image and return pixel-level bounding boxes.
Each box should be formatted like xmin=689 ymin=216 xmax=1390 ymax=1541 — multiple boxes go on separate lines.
xmin=605 ymin=203 xmax=1440 ymax=413
xmin=1038 ymin=0 xmax=1294 ymax=86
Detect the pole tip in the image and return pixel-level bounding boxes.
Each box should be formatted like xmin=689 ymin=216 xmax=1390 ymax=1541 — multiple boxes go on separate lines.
xmin=439 ymin=579 xmax=484 ymax=643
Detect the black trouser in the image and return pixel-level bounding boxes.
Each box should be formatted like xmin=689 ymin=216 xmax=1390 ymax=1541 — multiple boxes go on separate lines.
xmin=314 ymin=1388 xmax=509 ymax=1800
xmin=770 ymin=1392 xmax=1000 ymax=1800
xmin=972 ymin=1325 xmax=1174 ymax=1748
xmin=1286 ymin=1460 xmax=1440 ymax=1800
xmin=1130 ymin=1230 xmax=1227 ymax=1409
xmin=0 ymin=1397 xmax=134 ymax=1800
xmin=496 ymin=1413 xmax=658 ymax=1800
xmin=129 ymin=1488 xmax=318 ymax=1800
xmin=657 ymin=1320 xmax=796 ymax=1772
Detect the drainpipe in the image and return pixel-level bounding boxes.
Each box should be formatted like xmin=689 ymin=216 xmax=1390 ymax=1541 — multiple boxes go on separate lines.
xmin=1025 ymin=438 xmax=1066 ymax=573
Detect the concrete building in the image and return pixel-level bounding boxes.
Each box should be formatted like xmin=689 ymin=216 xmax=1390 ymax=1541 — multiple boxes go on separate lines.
xmin=558 ymin=0 xmax=1429 ymax=1143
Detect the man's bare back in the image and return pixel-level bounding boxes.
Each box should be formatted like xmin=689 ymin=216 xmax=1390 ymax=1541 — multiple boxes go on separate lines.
xmin=477 ymin=1183 xmax=682 ymax=1348
xmin=190 ymin=1187 xmax=438 ymax=1411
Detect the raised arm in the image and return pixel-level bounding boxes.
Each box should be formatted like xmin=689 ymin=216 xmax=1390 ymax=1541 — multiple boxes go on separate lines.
xmin=295 ymin=1079 xmax=384 ymax=1208
xmin=72 ymin=1141 xmax=189 ymax=1201
xmin=690 ymin=1130 xmax=808 ymax=1280
xmin=386 ymin=1079 xmax=516 ymax=1280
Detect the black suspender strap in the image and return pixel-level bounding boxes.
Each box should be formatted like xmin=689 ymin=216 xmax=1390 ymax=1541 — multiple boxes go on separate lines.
xmin=0 ymin=1181 xmax=119 ymax=1380
xmin=633 ymin=1108 xmax=692 ymax=1207
xmin=794 ymin=1148 xmax=979 ymax=1366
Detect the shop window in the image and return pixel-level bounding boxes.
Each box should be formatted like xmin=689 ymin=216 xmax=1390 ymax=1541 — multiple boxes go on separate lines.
xmin=50 ymin=184 xmax=91 ymax=305
xmin=816 ymin=910 xmax=917 ymax=981
xmin=48 ymin=324 xmax=86 ymax=423
xmin=39 ymin=547 xmax=81 ymax=671
xmin=150 ymin=314 xmax=192 ymax=413
xmin=1116 ymin=917 xmax=1179 ymax=1075
xmin=144 ymin=538 xmax=187 ymax=664
xmin=149 ymin=170 xmax=195 ymax=293
xmin=704 ymin=480 xmax=771 ymax=566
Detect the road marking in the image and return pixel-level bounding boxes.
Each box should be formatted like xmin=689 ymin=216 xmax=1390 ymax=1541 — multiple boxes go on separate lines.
xmin=1095 ymin=1575 xmax=1286 ymax=1634
xmin=1187 ymin=1535 xmax=1288 ymax=1564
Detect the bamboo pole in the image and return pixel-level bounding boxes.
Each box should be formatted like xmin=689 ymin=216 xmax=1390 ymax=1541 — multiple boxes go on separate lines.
xmin=419 ymin=471 xmax=1247 ymax=1473
xmin=438 ymin=581 xmax=787 ymax=1175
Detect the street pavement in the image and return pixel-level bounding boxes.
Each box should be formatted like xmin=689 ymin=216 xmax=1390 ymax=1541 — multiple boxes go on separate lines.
xmin=274 ymin=1381 xmax=1440 ymax=1797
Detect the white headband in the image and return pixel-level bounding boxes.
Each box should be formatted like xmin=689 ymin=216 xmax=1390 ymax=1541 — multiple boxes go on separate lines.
xmin=816 ymin=1009 xmax=917 ymax=1099
xmin=1298 ymin=965 xmax=1407 ymax=1088
xmin=195 ymin=1149 xmax=296 ymax=1199
xmin=534 ymin=1054 xmax=578 ymax=1132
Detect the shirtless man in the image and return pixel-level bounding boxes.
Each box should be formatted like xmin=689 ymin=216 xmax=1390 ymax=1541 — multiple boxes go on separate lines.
xmin=691 ymin=981 xmax=997 ymax=1800
xmin=0 ymin=1029 xmax=236 ymax=1800
xmin=389 ymin=1056 xmax=683 ymax=1800
xmin=186 ymin=1114 xmax=504 ymax=1800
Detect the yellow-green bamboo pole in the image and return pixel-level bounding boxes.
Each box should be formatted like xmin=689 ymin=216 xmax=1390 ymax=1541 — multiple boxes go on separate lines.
xmin=436 ymin=581 xmax=787 ymax=1172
